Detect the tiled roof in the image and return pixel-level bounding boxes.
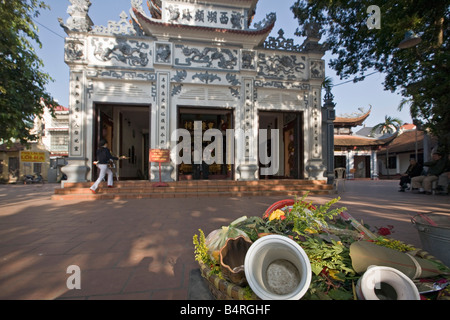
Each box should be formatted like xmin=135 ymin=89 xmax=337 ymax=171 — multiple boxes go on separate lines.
xmin=53 ymin=106 xmax=69 ymax=112
xmin=132 ymin=7 xmax=275 ymax=37
xmin=334 ymin=132 xmax=397 ymax=147
xmin=377 ymin=130 xmax=438 ymax=155
xmin=0 ymin=142 xmax=25 ymax=152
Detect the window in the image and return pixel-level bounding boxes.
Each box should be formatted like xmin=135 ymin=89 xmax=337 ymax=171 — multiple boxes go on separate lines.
xmin=33 ymin=163 xmax=42 ymax=173
xmin=388 ymin=156 xmax=397 ymax=169
xmin=8 ymin=157 xmax=19 ymax=177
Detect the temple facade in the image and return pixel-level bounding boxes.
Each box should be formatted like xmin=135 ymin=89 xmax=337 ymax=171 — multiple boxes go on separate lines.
xmin=59 ymin=0 xmax=330 ymax=183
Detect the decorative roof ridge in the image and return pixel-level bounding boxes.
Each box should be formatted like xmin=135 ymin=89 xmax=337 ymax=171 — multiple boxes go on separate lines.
xmin=335 ymin=135 xmax=379 ymax=141
xmin=91 ymin=10 xmax=143 ymax=36
xmin=335 ymin=106 xmax=372 ymax=123
xmin=132 ymin=7 xmax=275 ymax=36
xmin=260 ymin=29 xmax=303 ymax=52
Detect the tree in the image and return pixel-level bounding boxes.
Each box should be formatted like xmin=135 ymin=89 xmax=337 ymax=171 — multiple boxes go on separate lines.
xmin=0 ymin=0 xmax=57 ymax=145
xmin=291 ymin=0 xmax=449 ymax=149
xmin=371 ymin=115 xmax=403 ymax=136
xmin=371 ymin=115 xmax=403 ymax=178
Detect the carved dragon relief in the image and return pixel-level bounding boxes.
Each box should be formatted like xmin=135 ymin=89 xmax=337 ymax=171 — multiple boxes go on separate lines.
xmin=91 ymin=38 xmax=150 ymax=67
xmin=175 ymin=45 xmax=238 ymax=70
xmin=257 ymin=53 xmax=306 ymax=80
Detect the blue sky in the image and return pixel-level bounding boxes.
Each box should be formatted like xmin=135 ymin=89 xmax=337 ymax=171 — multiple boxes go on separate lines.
xmin=33 ymin=0 xmax=412 ymax=128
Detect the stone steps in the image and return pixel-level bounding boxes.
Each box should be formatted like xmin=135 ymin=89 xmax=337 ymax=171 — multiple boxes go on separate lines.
xmin=52 ymin=179 xmax=335 ymax=200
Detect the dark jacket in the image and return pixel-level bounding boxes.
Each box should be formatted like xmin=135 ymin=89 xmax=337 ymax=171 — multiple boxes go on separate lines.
xmin=424 ymin=157 xmax=447 ymax=176
xmin=96 ymin=147 xmax=118 ymax=164
xmin=406 ymin=163 xmax=423 ymax=178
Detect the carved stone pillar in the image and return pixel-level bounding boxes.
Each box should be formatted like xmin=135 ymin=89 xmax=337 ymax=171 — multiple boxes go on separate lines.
xmin=151 ymin=72 xmax=174 ymax=182
xmin=306 ymin=87 xmax=326 ymax=180
xmin=322 ymin=87 xmax=336 ymax=184
xmin=237 ymin=78 xmax=258 ymax=180
xmin=61 ymin=70 xmax=90 ymax=184
xmin=59 ymin=0 xmax=93 ymax=186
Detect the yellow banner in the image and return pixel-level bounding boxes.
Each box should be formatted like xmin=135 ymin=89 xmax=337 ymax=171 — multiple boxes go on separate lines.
xmin=20 ymin=151 xmax=46 ymax=163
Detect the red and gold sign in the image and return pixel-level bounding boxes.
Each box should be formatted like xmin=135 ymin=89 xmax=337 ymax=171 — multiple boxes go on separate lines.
xmin=149 ymin=149 xmax=170 ymax=163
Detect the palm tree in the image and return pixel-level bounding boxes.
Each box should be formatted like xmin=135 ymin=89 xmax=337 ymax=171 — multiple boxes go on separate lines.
xmin=371 ymin=116 xmax=403 ymax=178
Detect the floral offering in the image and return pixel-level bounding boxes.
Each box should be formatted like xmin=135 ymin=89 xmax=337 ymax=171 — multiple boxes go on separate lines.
xmin=193 ymin=194 xmax=450 ymax=300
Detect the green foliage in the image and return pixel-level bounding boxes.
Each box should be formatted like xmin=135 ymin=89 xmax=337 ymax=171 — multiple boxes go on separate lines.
xmin=193 ymin=229 xmax=220 ymax=275
xmin=371 ymin=115 xmax=403 ymax=135
xmin=289 ymin=194 xmax=347 ymax=236
xmin=374 ymin=237 xmax=416 ymax=252
xmin=300 ymin=235 xmax=357 ymax=300
xmin=302 ymin=237 xmax=355 ymax=277
xmin=193 ymin=229 xmax=210 ymax=264
xmin=291 ymin=0 xmax=450 ymax=142
xmin=0 ymin=0 xmax=57 ymax=145
xmin=233 ymin=216 xmax=269 ymax=242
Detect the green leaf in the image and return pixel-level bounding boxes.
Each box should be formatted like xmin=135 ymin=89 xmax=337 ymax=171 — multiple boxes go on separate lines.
xmin=328 ymin=288 xmax=353 ymax=300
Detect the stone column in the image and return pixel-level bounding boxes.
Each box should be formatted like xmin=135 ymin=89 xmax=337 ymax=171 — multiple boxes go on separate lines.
xmin=150 ymin=71 xmax=174 ymax=182
xmin=322 ymin=87 xmax=336 ymax=184
xmin=61 ymin=70 xmax=90 ymax=184
xmin=237 ymin=78 xmax=258 ymax=180
xmin=371 ymin=149 xmax=379 ymax=179
xmin=59 ymin=0 xmax=93 ymax=186
xmin=305 ymin=86 xmax=326 ymax=180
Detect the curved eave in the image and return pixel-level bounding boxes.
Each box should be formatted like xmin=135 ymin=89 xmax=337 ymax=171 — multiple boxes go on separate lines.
xmin=132 ymin=7 xmax=274 ymax=47
xmin=334 ymin=132 xmax=397 ymax=148
xmin=334 ymin=108 xmax=372 ymax=127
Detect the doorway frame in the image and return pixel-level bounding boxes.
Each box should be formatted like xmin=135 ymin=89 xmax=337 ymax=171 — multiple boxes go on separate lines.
xmin=258 ymin=110 xmax=304 ymax=179
xmin=176 ymin=105 xmax=235 ymax=181
xmin=93 ymin=102 xmax=151 ymax=180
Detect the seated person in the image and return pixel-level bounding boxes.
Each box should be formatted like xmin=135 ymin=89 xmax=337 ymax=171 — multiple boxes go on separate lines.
xmin=399 ymin=158 xmax=422 ymax=192
xmin=437 ymin=154 xmax=450 ymax=195
xmin=411 ymin=152 xmax=447 ymax=194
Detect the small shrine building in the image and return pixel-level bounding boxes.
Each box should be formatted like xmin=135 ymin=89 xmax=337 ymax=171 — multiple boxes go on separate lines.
xmin=59 ymin=0 xmax=331 ymax=183
xmin=333 ymin=108 xmax=395 ymax=179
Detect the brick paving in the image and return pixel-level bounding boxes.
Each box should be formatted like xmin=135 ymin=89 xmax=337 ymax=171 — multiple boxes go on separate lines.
xmin=0 ymin=180 xmax=449 ymax=300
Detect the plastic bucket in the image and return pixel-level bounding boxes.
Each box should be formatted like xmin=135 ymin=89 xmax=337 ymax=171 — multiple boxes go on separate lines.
xmin=244 ymin=235 xmax=311 ymax=300
xmin=356 ymin=265 xmax=420 ymax=300
xmin=411 ymin=213 xmax=450 ymax=267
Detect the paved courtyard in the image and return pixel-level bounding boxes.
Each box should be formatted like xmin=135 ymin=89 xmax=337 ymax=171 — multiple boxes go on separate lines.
xmin=0 ymin=180 xmax=449 ymax=300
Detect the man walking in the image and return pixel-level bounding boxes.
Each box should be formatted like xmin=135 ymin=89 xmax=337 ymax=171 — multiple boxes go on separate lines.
xmin=90 ymin=139 xmax=123 ymax=193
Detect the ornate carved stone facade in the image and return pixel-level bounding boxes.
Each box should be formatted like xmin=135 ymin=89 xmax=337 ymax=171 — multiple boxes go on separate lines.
xmin=59 ymin=0 xmax=329 ymax=183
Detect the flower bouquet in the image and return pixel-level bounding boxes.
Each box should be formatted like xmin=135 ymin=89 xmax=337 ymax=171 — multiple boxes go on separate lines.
xmin=193 ymin=194 xmax=450 ymax=300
